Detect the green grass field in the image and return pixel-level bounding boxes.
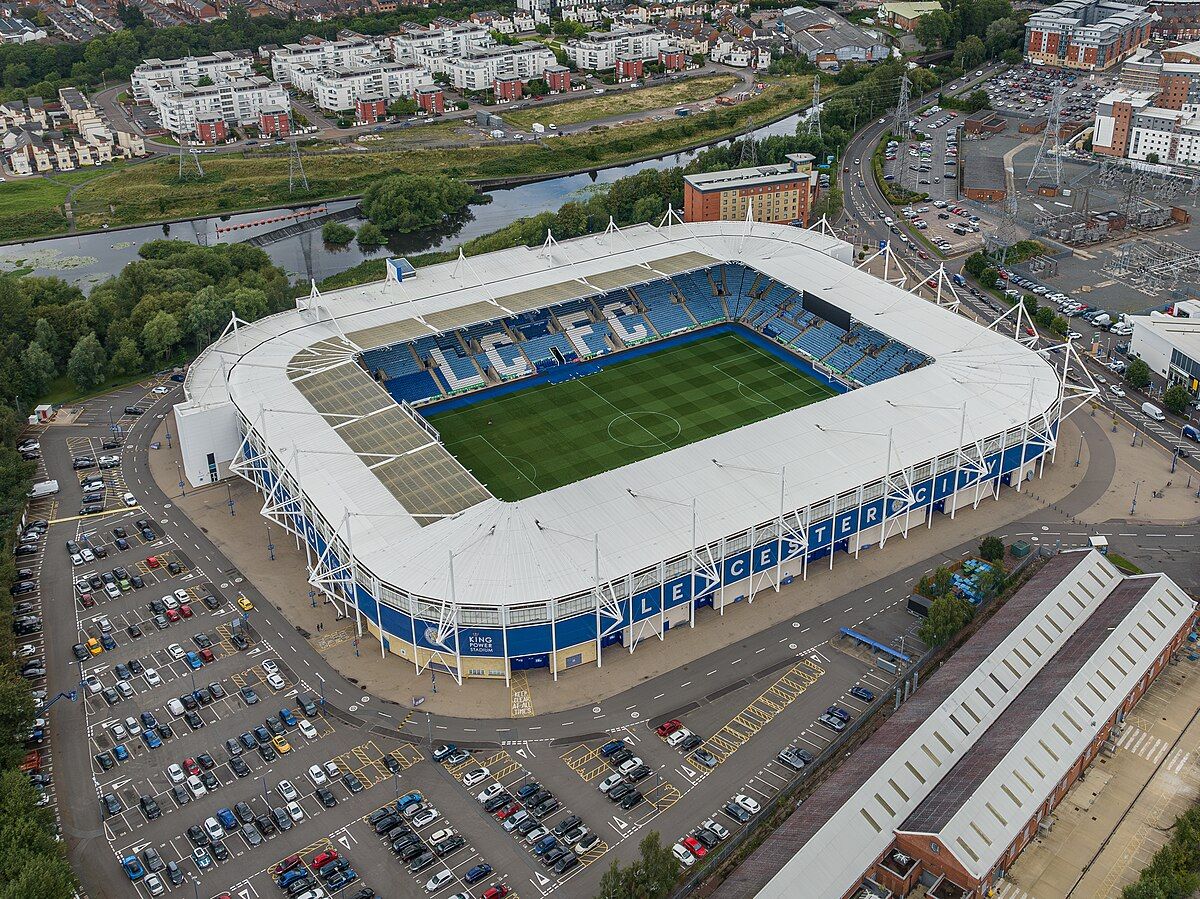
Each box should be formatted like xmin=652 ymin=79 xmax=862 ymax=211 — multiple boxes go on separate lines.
xmin=426 ymin=331 xmax=838 ymax=501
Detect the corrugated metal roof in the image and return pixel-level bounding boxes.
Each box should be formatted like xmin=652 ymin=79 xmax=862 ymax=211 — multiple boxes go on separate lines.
xmin=899 ymin=574 xmax=1195 ymax=879
xmin=719 ymin=551 xmax=1124 ymax=899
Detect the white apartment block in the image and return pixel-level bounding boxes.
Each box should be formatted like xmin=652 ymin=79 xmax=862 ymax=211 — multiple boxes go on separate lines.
xmin=132 ymin=51 xmax=251 ymax=103
xmin=154 ymin=75 xmax=288 ymax=137
xmin=307 ymin=63 xmax=435 ymax=111
xmin=565 ymin=25 xmax=667 ymax=70
xmin=269 ymin=37 xmax=380 ymax=84
xmin=392 ymin=24 xmax=493 ymax=64
xmin=424 ymin=42 xmax=558 ymax=90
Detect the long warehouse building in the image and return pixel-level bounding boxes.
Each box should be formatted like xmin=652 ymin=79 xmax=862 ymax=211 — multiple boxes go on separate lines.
xmin=718 ymin=549 xmax=1196 ymax=899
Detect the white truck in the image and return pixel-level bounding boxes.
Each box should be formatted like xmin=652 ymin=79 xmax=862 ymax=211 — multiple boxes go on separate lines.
xmin=531 ymin=123 xmax=545 ymax=134
xmin=27 ymin=480 xmax=58 ymax=499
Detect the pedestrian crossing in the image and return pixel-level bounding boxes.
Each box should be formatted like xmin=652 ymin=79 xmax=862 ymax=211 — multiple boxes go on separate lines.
xmin=1114 ymin=723 xmax=1171 ymax=765
xmin=994 ymin=881 xmax=1037 ymax=899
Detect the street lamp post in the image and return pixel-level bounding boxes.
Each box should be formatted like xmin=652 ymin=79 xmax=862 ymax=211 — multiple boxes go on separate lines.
xmin=1131 ymin=480 xmax=1140 ymax=516
xmin=227 ymin=482 xmax=235 ymax=517
xmin=267 ymin=525 xmax=275 ymax=561
xmin=175 ymin=460 xmax=185 ymax=496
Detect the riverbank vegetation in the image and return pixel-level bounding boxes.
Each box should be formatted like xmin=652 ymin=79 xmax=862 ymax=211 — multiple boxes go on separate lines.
xmin=0 ymin=241 xmax=289 ymax=410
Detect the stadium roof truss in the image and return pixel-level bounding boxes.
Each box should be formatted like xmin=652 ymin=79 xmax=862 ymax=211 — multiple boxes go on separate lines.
xmin=182 ymin=220 xmax=1067 ymax=682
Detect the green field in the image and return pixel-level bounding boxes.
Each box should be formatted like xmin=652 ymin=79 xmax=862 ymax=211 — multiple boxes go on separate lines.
xmin=425 ymin=331 xmax=838 ymax=501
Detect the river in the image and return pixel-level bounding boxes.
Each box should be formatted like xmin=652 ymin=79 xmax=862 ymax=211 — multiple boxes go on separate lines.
xmin=0 ymin=113 xmax=804 ymax=290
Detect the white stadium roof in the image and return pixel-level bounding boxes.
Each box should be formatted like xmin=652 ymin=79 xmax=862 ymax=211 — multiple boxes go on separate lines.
xmin=181 ymin=221 xmax=1061 ymax=607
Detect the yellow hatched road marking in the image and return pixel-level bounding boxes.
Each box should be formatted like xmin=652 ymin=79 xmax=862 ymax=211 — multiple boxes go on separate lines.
xmin=702 ymin=657 xmax=824 ymax=764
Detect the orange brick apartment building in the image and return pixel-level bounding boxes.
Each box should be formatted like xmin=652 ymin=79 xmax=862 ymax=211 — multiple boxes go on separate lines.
xmin=682 ymin=153 xmax=820 ymax=227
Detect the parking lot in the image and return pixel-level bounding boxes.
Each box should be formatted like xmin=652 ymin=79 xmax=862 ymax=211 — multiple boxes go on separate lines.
xmin=879 ymin=105 xmax=987 ymax=257
xmin=21 ymin=375 xmax=947 ymax=899
xmin=974 ymin=62 xmax=1119 ymax=123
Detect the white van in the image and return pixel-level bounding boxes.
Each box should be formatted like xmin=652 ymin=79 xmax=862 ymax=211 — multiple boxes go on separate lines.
xmin=166 ymin=698 xmax=186 ymax=717
xmin=1142 ymin=402 xmax=1165 ymax=421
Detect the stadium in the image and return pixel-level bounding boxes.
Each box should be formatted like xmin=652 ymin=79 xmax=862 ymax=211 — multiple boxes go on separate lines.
xmin=175 ymin=220 xmax=1068 ymax=683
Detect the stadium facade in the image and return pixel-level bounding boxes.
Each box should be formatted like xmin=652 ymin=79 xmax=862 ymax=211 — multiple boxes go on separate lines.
xmin=176 ymin=221 xmax=1079 ymax=683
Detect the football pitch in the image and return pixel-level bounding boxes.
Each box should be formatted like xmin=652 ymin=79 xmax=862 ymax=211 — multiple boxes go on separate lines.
xmin=425 ymin=331 xmax=839 ymax=501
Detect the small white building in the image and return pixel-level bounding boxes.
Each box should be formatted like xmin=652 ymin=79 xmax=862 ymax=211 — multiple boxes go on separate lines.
xmin=1129 ymin=299 xmax=1200 ymax=394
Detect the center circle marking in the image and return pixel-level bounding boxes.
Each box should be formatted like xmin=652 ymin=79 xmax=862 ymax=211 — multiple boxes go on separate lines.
xmin=606 ymin=411 xmax=683 ymax=449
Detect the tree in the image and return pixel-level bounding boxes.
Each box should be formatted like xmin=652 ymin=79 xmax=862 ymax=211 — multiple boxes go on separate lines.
xmin=108 ymin=336 xmax=144 ymax=377
xmin=919 ymin=594 xmax=975 ymax=646
xmin=596 ymin=832 xmax=681 ymax=898
xmin=66 ymin=332 xmax=107 ymax=393
xmin=356 ymin=223 xmax=386 ymax=248
xmin=956 ymin=35 xmax=987 ymax=70
xmin=1125 ymin=357 xmax=1151 ymax=390
xmin=1035 ymin=306 xmax=1054 ymax=328
xmin=915 ymin=9 xmax=954 ymax=48
xmin=1146 ymin=152 xmax=1160 ymax=165
xmin=387 ymin=96 xmax=417 ymax=117
xmin=1163 ymin=383 xmax=1190 ymax=416
xmin=932 ymin=565 xmax=953 ymax=599
xmin=141 ymin=310 xmax=181 ymax=363
xmin=33 ymin=318 xmax=58 ymax=363
xmin=361 ymin=174 xmax=476 ymax=232
xmin=322 ymin=221 xmax=355 ymax=246
xmin=1022 ymin=294 xmax=1038 ymax=316
xmin=20 ymin=341 xmax=56 ymax=399
xmin=1050 ymin=315 xmax=1068 ymax=336
xmin=979 ymin=535 xmax=1005 ymax=564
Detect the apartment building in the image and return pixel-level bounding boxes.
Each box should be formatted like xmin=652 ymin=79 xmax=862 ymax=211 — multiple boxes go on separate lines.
xmin=269 ymin=36 xmax=380 ymax=84
xmin=425 ymin=41 xmax=557 ymax=90
xmin=132 ymin=51 xmax=252 ymax=103
xmin=1024 ymin=0 xmax=1153 ymax=71
xmin=306 ymin=61 xmax=435 ymax=111
xmin=683 ymin=154 xmax=820 ymax=226
xmin=392 ymin=23 xmax=492 ymax=64
xmin=154 ymin=75 xmax=289 ymax=137
xmin=1092 ymin=39 xmax=1200 ymax=164
xmin=565 ymin=24 xmax=666 ymax=70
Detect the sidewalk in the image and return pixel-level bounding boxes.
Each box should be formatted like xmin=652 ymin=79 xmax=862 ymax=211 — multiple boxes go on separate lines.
xmin=1001 ymin=655 xmax=1200 ymax=899
xmin=150 ymin=410 xmax=1104 ymax=719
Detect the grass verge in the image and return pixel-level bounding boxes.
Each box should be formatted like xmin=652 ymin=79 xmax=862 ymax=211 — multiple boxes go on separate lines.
xmin=501 ymin=74 xmax=738 ymax=130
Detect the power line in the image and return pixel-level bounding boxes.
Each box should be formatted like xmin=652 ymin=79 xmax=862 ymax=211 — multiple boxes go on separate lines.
xmin=288 ymin=137 xmax=308 ymax=193
xmin=803 ymin=74 xmax=822 ymax=141
xmin=1027 ymin=86 xmax=1066 ymax=190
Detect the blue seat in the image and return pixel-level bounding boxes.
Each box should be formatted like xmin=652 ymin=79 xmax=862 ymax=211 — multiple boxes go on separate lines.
xmin=383 ymin=370 xmax=441 ymax=404
xmin=637 ymin=280 xmax=694 ymax=335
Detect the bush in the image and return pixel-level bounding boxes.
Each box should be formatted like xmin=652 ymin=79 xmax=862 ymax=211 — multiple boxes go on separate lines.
xmin=356 ymin=223 xmax=386 ymax=249
xmin=322 ymin=222 xmax=354 ymax=246
xmin=979 ymin=536 xmax=1005 ymax=564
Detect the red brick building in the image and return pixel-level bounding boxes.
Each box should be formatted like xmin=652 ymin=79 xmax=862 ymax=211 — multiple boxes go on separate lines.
xmin=259 ymin=105 xmax=291 ymax=138
xmin=683 ymin=153 xmax=819 ymax=226
xmin=1024 ymin=0 xmax=1153 ymax=71
xmin=352 ymin=97 xmax=384 ymax=124
xmin=615 ymin=54 xmax=645 ymax=82
xmin=414 ymin=85 xmax=445 ymax=115
xmin=717 ymin=550 xmax=1196 ymax=899
xmin=659 ymin=46 xmax=687 ymax=70
xmin=195 ymin=112 xmax=227 ymax=145
xmin=545 ymin=65 xmax=571 ymax=93
xmin=493 ymin=75 xmax=523 ymax=102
